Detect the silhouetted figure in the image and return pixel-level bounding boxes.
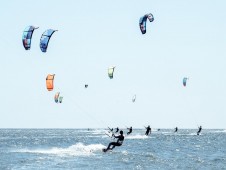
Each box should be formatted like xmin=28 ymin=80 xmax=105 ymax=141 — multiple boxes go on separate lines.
xmin=108 ymin=127 xmax=113 ymax=132
xmin=103 ymin=130 xmax=124 ymax=152
xmin=197 ymin=126 xmax=202 ymax=135
xmin=174 ymin=127 xmax=178 ymax=132
xmin=85 ymin=84 xmax=88 ymax=88
xmin=115 ymin=127 xmax=119 ymax=133
xmin=127 ymin=126 xmax=132 ymax=135
xmin=145 ymin=125 xmax=151 ymax=136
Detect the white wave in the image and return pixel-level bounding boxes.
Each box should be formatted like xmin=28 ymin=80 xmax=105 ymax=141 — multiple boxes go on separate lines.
xmin=126 ymin=135 xmax=149 ymax=139
xmin=16 ymin=143 xmax=105 ymax=156
xmin=92 ymin=129 xmax=109 ymax=135
xmin=209 ymin=130 xmax=226 ymax=133
xmin=122 ymin=150 xmax=128 ymax=155
xmin=187 ymin=133 xmax=199 ymax=136
xmin=161 ymin=132 xmax=173 ymax=134
xmin=85 ymin=135 xmax=103 ymax=138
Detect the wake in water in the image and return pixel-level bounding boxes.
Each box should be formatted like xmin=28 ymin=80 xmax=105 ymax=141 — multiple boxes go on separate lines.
xmin=126 ymin=134 xmax=149 ymax=139
xmin=209 ymin=129 xmax=226 ymax=133
xmin=15 ymin=143 xmax=105 ymax=156
xmin=91 ymin=129 xmax=107 ymax=135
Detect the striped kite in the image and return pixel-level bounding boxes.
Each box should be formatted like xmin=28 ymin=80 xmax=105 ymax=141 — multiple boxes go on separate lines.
xmin=46 ymin=74 xmax=55 ymax=91
xmin=139 ymin=13 xmax=154 ymax=34
xmin=40 ymin=29 xmax=57 ymax=52
xmin=22 ymin=26 xmax=39 ymax=50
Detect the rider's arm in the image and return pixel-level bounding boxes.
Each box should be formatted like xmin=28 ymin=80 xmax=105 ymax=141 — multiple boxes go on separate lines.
xmin=113 ymin=135 xmax=119 ymax=138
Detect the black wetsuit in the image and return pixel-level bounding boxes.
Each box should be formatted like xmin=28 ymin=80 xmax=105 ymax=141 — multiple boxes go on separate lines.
xmin=108 ymin=127 xmax=113 ymax=132
xmin=145 ymin=126 xmax=151 ymax=136
xmin=197 ymin=127 xmax=202 ymax=135
xmin=105 ymin=134 xmax=124 ymax=151
xmin=127 ymin=127 xmax=132 ymax=135
xmin=175 ymin=127 xmax=178 ymax=132
xmin=115 ymin=127 xmax=119 ymax=133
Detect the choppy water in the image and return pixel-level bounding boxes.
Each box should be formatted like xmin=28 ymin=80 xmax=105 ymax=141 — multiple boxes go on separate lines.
xmin=0 ymin=129 xmax=226 ymax=169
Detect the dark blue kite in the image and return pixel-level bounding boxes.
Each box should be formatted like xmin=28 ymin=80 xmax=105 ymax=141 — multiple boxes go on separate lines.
xmin=22 ymin=26 xmax=39 ymax=50
xmin=40 ymin=29 xmax=57 ymax=52
xmin=139 ymin=13 xmax=154 ymax=34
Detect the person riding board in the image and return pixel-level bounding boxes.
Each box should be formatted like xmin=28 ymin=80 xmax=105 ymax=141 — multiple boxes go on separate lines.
xmin=103 ymin=130 xmax=124 ymax=152
xmin=115 ymin=127 xmax=119 ymax=133
xmin=107 ymin=127 xmax=114 ymax=137
xmin=145 ymin=125 xmax=151 ymax=136
xmin=174 ymin=127 xmax=178 ymax=132
xmin=127 ymin=126 xmax=132 ymax=135
xmin=197 ymin=126 xmax=202 ymax=135
xmin=108 ymin=127 xmax=113 ymax=132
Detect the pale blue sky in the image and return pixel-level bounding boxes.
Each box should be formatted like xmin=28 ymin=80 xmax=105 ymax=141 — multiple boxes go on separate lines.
xmin=0 ymin=0 xmax=226 ymax=128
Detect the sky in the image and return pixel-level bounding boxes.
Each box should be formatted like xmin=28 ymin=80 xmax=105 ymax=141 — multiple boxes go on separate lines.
xmin=0 ymin=0 xmax=226 ymax=128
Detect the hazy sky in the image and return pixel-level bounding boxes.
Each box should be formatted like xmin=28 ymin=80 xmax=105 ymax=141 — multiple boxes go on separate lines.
xmin=0 ymin=0 xmax=226 ymax=128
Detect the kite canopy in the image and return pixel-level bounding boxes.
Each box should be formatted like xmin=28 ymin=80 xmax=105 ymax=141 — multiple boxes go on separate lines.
xmin=85 ymin=84 xmax=88 ymax=88
xmin=108 ymin=66 xmax=115 ymax=79
xmin=132 ymin=95 xmax=136 ymax=102
xmin=40 ymin=29 xmax=57 ymax=52
xmin=46 ymin=74 xmax=55 ymax=91
xmin=139 ymin=13 xmax=154 ymax=34
xmin=183 ymin=77 xmax=188 ymax=86
xmin=54 ymin=92 xmax=60 ymax=103
xmin=22 ymin=26 xmax=38 ymax=50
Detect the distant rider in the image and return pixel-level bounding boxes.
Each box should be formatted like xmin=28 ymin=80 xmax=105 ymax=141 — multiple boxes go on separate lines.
xmin=145 ymin=125 xmax=151 ymax=136
xmin=115 ymin=127 xmax=119 ymax=133
xmin=197 ymin=126 xmax=202 ymax=135
xmin=127 ymin=126 xmax=132 ymax=135
xmin=108 ymin=127 xmax=113 ymax=132
xmin=104 ymin=130 xmax=124 ymax=152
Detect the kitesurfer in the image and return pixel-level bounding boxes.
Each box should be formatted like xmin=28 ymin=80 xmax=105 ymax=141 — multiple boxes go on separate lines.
xmin=107 ymin=127 xmax=114 ymax=137
xmin=197 ymin=126 xmax=202 ymax=135
xmin=108 ymin=127 xmax=113 ymax=132
xmin=174 ymin=127 xmax=178 ymax=132
xmin=127 ymin=126 xmax=132 ymax=135
xmin=103 ymin=130 xmax=124 ymax=152
xmin=115 ymin=127 xmax=119 ymax=133
xmin=145 ymin=125 xmax=151 ymax=136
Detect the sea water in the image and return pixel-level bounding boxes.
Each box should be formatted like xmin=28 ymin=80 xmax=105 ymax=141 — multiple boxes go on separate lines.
xmin=0 ymin=129 xmax=225 ymax=169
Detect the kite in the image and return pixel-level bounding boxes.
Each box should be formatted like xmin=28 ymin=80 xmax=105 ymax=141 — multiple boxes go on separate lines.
xmin=40 ymin=29 xmax=57 ymax=52
xmin=46 ymin=74 xmax=55 ymax=91
xmin=22 ymin=26 xmax=38 ymax=50
xmin=139 ymin=13 xmax=154 ymax=34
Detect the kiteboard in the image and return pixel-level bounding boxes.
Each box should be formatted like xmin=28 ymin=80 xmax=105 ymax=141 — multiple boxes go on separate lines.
xmin=102 ymin=148 xmax=112 ymax=152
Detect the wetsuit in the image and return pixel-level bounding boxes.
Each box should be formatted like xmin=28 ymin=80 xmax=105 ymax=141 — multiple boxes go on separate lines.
xmin=145 ymin=126 xmax=151 ymax=136
xmin=105 ymin=134 xmax=124 ymax=151
xmin=197 ymin=126 xmax=202 ymax=135
xmin=115 ymin=127 xmax=119 ymax=133
xmin=108 ymin=127 xmax=113 ymax=132
xmin=127 ymin=127 xmax=132 ymax=135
